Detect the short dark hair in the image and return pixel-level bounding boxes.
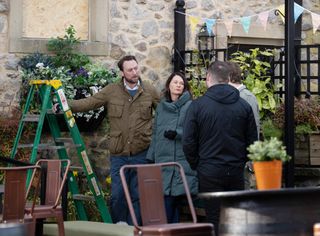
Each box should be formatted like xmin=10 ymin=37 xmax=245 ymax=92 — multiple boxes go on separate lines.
xmin=207 ymin=60 xmax=231 ymax=83
xmin=117 ymin=55 xmax=138 ymax=71
xmin=164 ymin=72 xmax=190 ymax=101
xmin=227 ymin=61 xmax=242 ymax=84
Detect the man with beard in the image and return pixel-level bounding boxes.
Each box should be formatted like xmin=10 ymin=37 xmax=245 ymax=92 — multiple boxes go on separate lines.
xmin=69 ymin=55 xmax=160 ymax=225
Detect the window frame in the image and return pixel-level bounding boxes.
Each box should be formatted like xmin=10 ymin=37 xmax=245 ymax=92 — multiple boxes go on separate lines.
xmin=9 ymin=0 xmax=108 ymax=56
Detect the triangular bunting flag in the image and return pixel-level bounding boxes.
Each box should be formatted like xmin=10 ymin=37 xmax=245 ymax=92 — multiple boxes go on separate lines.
xmin=294 ymin=3 xmax=305 ymax=23
xmin=240 ymin=16 xmax=251 ymax=34
xmin=205 ymin=19 xmax=216 ymax=36
xmin=277 ymin=4 xmax=285 ymax=23
xmin=189 ymin=16 xmax=200 ymax=35
xmin=224 ymin=19 xmax=234 ymax=37
xmin=311 ymin=13 xmax=320 ymax=34
xmin=258 ymin=11 xmax=269 ymax=31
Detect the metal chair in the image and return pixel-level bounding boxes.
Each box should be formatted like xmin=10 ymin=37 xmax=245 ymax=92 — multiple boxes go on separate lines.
xmin=0 ymin=165 xmax=40 ymax=236
xmin=120 ymin=162 xmax=214 ymax=236
xmin=25 ymin=159 xmax=70 ymax=236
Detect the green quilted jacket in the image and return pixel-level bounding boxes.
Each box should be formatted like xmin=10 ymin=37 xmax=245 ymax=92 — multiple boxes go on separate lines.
xmin=146 ymin=91 xmax=198 ymax=196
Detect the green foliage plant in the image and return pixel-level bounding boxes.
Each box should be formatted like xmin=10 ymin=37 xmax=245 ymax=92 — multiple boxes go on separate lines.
xmin=231 ymin=48 xmax=281 ymax=119
xmin=47 ymin=25 xmax=90 ymax=71
xmin=188 ymin=78 xmax=207 ymax=99
xmin=261 ymin=118 xmax=283 ymax=140
xmin=272 ymin=98 xmax=320 ymax=135
xmin=185 ymin=49 xmax=210 ymax=98
xmin=18 ymin=53 xmax=53 ymax=73
xmin=247 ymin=137 xmax=291 ymax=162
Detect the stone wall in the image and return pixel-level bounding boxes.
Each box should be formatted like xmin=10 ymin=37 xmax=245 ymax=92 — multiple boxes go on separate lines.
xmin=1 ymin=0 xmax=320 ymax=114
xmin=1 ymin=0 xmax=320 ymax=187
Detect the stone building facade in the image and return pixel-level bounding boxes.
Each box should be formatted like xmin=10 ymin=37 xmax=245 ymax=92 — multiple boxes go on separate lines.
xmin=1 ymin=0 xmax=320 ymax=115
xmin=0 ymin=0 xmax=320 ymax=182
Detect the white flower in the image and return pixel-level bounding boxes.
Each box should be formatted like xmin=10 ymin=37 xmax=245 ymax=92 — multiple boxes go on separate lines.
xmin=36 ymin=62 xmax=44 ymax=68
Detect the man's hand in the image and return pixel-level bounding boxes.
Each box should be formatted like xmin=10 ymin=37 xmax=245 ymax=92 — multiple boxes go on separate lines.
xmin=164 ymin=130 xmax=177 ymax=140
xmin=52 ymin=103 xmax=61 ymax=113
xmin=246 ymin=161 xmax=254 ymax=174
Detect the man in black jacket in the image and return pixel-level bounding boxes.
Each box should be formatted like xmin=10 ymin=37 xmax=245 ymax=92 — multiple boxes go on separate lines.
xmin=182 ymin=60 xmax=258 ymax=236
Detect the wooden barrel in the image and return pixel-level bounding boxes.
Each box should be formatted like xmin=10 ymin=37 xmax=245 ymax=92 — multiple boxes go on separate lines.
xmin=199 ymin=187 xmax=320 ymax=236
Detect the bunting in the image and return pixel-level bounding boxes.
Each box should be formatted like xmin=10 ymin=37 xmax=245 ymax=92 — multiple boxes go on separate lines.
xmin=258 ymin=11 xmax=269 ymax=31
xmin=274 ymin=3 xmax=306 ymax=23
xmin=311 ymin=13 xmax=320 ymax=34
xmin=179 ymin=2 xmax=320 ymax=37
xmin=189 ymin=16 xmax=200 ymax=34
xmin=294 ymin=2 xmax=305 ymax=23
xmin=277 ymin=4 xmax=285 ymax=23
xmin=205 ymin=19 xmax=216 ymax=36
xmin=224 ymin=19 xmax=234 ymax=37
xmin=240 ymin=16 xmax=251 ymax=33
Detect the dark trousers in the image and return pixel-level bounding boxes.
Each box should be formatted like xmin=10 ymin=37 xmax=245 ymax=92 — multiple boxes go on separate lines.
xmin=164 ymin=195 xmax=185 ymax=223
xmin=110 ymin=150 xmax=148 ymax=225
xmin=199 ymin=173 xmax=244 ymax=236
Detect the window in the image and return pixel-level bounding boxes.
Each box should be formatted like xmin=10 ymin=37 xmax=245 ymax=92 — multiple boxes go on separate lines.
xmin=9 ymin=0 xmax=108 ymax=56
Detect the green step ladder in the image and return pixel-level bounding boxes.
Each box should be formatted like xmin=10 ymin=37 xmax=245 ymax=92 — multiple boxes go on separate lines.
xmin=10 ymin=79 xmax=112 ymax=223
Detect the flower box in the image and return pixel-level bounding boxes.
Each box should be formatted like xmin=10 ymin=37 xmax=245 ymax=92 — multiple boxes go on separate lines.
xmin=43 ymin=87 xmax=106 ymax=133
xmin=295 ymin=133 xmax=320 ymax=166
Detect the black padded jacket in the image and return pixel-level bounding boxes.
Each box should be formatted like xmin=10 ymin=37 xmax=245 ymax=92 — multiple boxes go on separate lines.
xmin=182 ymin=84 xmax=258 ymax=177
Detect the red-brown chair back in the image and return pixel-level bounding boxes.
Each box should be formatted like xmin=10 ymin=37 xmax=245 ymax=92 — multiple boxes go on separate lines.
xmin=120 ymin=162 xmax=197 ymax=228
xmin=34 ymin=159 xmax=70 ymax=209
xmin=137 ymin=165 xmax=167 ymax=226
xmin=1 ymin=165 xmax=39 ymax=222
xmin=45 ymin=160 xmax=62 ymax=206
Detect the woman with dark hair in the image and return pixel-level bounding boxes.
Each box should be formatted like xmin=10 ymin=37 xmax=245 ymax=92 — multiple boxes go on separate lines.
xmin=146 ymin=72 xmax=197 ymax=223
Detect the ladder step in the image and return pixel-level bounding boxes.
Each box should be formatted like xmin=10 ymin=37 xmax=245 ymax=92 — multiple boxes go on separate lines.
xmin=46 ymin=109 xmax=64 ymax=115
xmin=18 ymin=142 xmax=81 ymax=150
xmin=18 ymin=143 xmax=67 ymax=150
xmin=70 ymin=166 xmax=84 ymax=172
xmin=73 ymin=194 xmax=95 ymax=201
xmin=55 ymin=138 xmax=74 ymax=143
xmin=23 ymin=114 xmax=40 ymax=122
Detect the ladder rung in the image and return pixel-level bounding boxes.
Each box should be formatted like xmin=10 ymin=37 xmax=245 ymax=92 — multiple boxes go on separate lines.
xmin=23 ymin=114 xmax=40 ymax=122
xmin=18 ymin=143 xmax=65 ymax=150
xmin=73 ymin=194 xmax=95 ymax=201
xmin=46 ymin=109 xmax=64 ymax=115
xmin=17 ymin=143 xmax=34 ymax=148
xmin=17 ymin=143 xmax=81 ymax=150
xmin=70 ymin=166 xmax=84 ymax=171
xmin=55 ymin=138 xmax=74 ymax=143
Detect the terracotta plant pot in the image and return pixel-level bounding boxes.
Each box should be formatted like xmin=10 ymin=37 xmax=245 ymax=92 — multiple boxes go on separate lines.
xmin=253 ymin=160 xmax=282 ymax=190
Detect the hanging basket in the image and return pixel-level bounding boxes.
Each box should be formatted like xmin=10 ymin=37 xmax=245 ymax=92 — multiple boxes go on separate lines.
xmin=253 ymin=160 xmax=282 ymax=190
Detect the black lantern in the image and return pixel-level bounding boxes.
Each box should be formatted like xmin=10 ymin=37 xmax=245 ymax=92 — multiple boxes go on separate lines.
xmin=197 ymin=23 xmax=215 ymax=51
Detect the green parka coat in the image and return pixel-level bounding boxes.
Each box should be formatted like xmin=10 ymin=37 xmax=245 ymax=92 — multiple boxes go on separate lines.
xmin=146 ymin=91 xmax=198 ymax=196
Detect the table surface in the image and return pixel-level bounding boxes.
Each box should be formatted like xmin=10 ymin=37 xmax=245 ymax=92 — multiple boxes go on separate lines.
xmin=198 ymin=186 xmax=320 ymax=199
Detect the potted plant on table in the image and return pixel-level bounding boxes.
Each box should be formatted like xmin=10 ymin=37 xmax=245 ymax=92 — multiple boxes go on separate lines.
xmin=247 ymin=137 xmax=291 ymax=190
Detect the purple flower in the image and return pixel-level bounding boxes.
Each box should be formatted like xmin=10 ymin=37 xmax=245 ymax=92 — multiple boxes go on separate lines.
xmin=74 ymin=67 xmax=89 ymax=78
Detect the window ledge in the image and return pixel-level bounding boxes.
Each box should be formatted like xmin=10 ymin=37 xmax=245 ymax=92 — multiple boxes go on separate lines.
xmin=9 ymin=38 xmax=107 ymax=56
